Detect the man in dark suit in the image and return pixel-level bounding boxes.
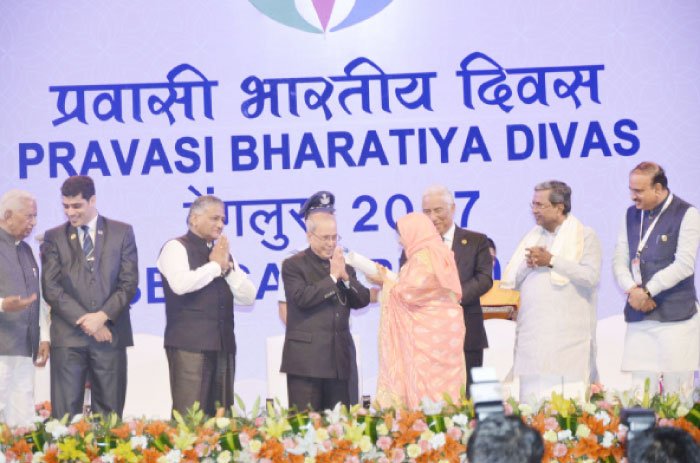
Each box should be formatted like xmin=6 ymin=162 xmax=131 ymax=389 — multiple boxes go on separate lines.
xmin=420 ymin=185 xmax=493 ymax=393
xmin=281 ymin=191 xmax=370 ymax=411
xmin=42 ymin=175 xmax=138 ymax=418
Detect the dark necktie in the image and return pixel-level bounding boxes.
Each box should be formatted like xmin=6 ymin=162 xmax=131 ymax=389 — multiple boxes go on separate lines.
xmin=81 ymin=225 xmax=94 ymax=261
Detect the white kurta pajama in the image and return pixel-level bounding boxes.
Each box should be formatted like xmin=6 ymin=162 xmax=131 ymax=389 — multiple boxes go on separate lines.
xmin=504 ymin=217 xmax=602 ymax=403
xmin=613 ymin=202 xmax=700 ymax=401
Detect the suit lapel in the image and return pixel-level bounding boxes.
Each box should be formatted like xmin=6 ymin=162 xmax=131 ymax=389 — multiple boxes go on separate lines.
xmin=66 ymin=223 xmax=86 ymax=265
xmin=93 ymin=216 xmax=106 ymax=270
xmin=452 ymin=226 xmax=466 ymax=266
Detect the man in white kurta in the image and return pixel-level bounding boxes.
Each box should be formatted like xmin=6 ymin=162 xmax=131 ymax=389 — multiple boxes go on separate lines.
xmin=502 ymin=181 xmax=602 ymax=404
xmin=612 ymin=162 xmax=700 ymax=402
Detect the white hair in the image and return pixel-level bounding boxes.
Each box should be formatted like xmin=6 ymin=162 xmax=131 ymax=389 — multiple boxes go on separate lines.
xmin=306 ymin=212 xmax=335 ymax=233
xmin=0 ymin=190 xmax=36 ymax=217
xmin=187 ymin=195 xmax=223 ymax=226
xmin=422 ymin=184 xmax=454 ymax=205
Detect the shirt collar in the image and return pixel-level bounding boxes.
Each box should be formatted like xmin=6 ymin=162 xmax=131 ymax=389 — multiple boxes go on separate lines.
xmin=443 ymin=222 xmax=456 ymax=242
xmin=82 ymin=214 xmax=99 ymax=232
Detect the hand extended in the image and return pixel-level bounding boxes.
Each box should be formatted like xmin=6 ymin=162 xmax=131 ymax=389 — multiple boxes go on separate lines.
xmin=209 ymin=235 xmax=231 ymax=274
xmin=330 ymin=246 xmax=349 ymax=281
xmin=93 ymin=326 xmax=113 ymax=343
xmin=2 ymin=293 xmax=37 ymax=312
xmin=34 ymin=341 xmax=50 ymax=367
xmin=365 ymin=268 xmax=384 ymax=286
xmin=625 ymin=286 xmax=657 ymax=312
xmin=526 ymin=246 xmax=553 ymax=268
xmin=374 ymin=263 xmax=390 ymax=285
xmin=76 ymin=311 xmax=108 ymax=336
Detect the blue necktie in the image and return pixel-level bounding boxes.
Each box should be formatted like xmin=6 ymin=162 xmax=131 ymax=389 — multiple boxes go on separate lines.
xmin=81 ymin=225 xmax=94 ymax=261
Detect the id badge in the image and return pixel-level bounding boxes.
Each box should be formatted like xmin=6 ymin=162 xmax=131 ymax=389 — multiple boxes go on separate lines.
xmin=631 ymin=258 xmax=642 ymax=286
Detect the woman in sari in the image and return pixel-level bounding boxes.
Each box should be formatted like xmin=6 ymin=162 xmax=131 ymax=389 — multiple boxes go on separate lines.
xmin=375 ymin=212 xmax=466 ymax=409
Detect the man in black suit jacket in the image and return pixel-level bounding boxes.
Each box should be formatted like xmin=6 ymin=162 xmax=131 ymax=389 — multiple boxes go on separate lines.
xmin=42 ymin=176 xmax=138 ymax=418
xmin=281 ymin=192 xmax=370 ymax=411
xmin=421 ymin=185 xmax=493 ymax=393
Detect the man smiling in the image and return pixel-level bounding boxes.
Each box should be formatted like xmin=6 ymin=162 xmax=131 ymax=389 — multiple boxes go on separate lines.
xmin=613 ymin=162 xmax=700 ymax=402
xmin=42 ymin=175 xmax=138 ymax=419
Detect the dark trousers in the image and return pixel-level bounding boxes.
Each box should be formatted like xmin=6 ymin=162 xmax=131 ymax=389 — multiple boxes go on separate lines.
xmin=348 ymin=340 xmax=359 ymax=405
xmin=287 ymin=374 xmax=350 ymax=412
xmin=166 ymin=347 xmax=235 ymax=417
xmin=465 ymin=349 xmax=484 ymax=397
xmin=50 ymin=344 xmax=127 ymax=419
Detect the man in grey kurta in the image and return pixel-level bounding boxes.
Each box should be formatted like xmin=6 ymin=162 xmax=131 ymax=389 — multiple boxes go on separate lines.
xmin=502 ymin=181 xmax=601 ymax=403
xmin=0 ymin=190 xmax=50 ymax=426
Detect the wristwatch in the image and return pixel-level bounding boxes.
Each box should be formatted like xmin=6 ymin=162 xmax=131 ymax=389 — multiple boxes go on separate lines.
xmin=642 ymin=286 xmax=652 ymax=298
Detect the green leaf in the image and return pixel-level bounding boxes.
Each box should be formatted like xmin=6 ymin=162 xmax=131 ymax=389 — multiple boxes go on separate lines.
xmin=251 ymin=396 xmax=261 ymax=419
xmin=172 ymin=408 xmax=185 ymax=427
xmin=235 ymin=394 xmax=247 ymax=416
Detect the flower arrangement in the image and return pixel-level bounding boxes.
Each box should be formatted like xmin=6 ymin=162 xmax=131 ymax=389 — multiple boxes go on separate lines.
xmin=2 ymin=385 xmax=699 ymax=463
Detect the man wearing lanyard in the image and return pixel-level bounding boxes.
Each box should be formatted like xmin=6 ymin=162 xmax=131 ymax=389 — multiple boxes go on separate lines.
xmin=613 ymin=162 xmax=700 ymax=402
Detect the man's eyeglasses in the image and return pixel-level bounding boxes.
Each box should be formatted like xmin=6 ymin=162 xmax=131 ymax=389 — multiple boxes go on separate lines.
xmin=311 ymin=232 xmax=341 ymax=243
xmin=530 ymin=202 xmax=553 ymax=211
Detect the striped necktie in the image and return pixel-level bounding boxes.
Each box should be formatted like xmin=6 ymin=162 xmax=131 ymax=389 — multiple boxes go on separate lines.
xmin=81 ymin=225 xmax=94 ymax=261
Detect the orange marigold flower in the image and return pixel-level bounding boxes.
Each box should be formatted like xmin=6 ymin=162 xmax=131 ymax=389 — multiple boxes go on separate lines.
xmin=72 ymin=418 xmax=91 ymax=438
xmin=182 ymin=448 xmax=199 ymax=463
xmin=578 ymin=413 xmax=606 ymax=436
xmin=9 ymin=438 xmax=32 ymax=457
xmin=132 ymin=420 xmax=146 ymax=436
xmin=570 ymin=436 xmax=601 ymax=460
xmin=258 ymin=437 xmax=286 ymax=460
xmin=527 ymin=412 xmax=547 ymax=434
xmin=441 ymin=435 xmax=466 ymax=462
xmin=42 ymin=446 xmax=59 ymax=463
xmin=111 ymin=422 xmax=131 ymax=440
xmin=141 ymin=448 xmax=163 ymax=463
xmin=145 ymin=420 xmax=170 ymax=438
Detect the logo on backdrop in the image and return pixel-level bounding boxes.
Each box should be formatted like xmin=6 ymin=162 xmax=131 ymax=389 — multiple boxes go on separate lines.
xmin=249 ymin=0 xmax=394 ymax=34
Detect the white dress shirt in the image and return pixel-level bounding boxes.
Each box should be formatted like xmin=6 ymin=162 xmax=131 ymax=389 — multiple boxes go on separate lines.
xmin=79 ymin=214 xmax=98 ymax=249
xmin=442 ymin=222 xmax=456 ymax=249
xmin=156 ymin=239 xmax=256 ymax=306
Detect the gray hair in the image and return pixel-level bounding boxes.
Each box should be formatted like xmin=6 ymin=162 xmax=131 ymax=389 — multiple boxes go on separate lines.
xmin=0 ymin=190 xmax=36 ymax=218
xmin=422 ymin=185 xmax=455 ymax=205
xmin=187 ymin=195 xmax=224 ymax=225
xmin=534 ymin=181 xmax=571 ymax=215
xmin=306 ymin=212 xmax=335 ymax=233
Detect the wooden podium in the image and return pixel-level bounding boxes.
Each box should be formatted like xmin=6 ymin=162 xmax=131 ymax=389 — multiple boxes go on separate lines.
xmin=480 ymin=280 xmax=520 ymax=320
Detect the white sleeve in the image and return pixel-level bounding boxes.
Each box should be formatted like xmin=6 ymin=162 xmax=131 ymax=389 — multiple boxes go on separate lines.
xmin=156 ymin=240 xmax=221 ymax=295
xmin=646 ymin=207 xmax=700 ymax=297
xmin=550 ymin=228 xmax=602 ymax=289
xmin=225 ymin=258 xmax=257 ymax=306
xmin=39 ymin=285 xmax=50 ymax=343
xmin=613 ymin=215 xmax=637 ymax=292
